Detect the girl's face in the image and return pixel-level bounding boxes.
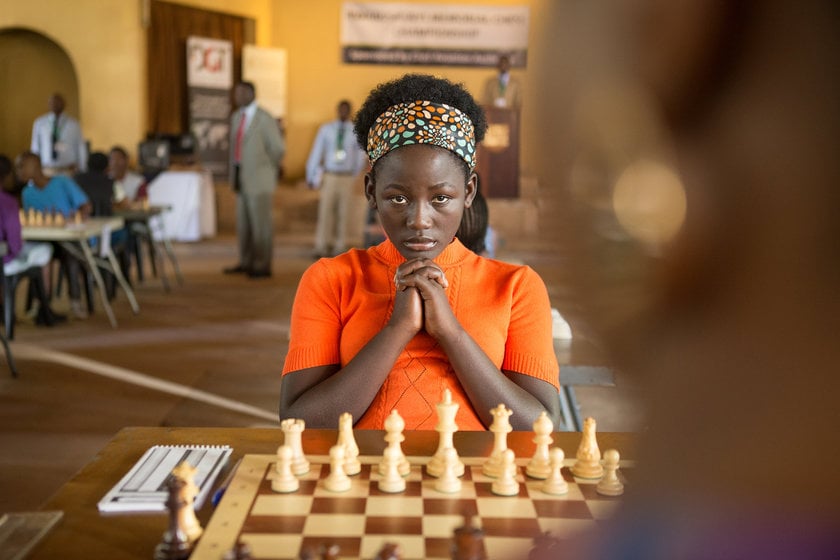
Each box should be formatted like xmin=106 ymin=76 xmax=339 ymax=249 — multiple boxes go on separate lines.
xmin=365 ymin=144 xmax=477 ymax=261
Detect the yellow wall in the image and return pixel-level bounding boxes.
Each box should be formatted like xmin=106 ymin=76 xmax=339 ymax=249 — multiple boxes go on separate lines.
xmin=1 ymin=0 xmax=550 ymax=181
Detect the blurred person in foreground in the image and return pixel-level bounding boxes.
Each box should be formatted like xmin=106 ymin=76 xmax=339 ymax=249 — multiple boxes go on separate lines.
xmin=542 ymin=0 xmax=840 ymax=557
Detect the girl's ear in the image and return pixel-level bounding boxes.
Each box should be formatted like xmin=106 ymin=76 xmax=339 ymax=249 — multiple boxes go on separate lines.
xmin=464 ymin=172 xmax=478 ymax=209
xmin=364 ymin=173 xmax=377 ymax=208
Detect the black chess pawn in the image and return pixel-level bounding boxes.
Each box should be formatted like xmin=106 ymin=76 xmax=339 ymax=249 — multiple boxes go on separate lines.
xmin=451 ymin=513 xmax=486 ymax=560
xmin=223 ymin=541 xmax=254 ymax=560
xmin=528 ymin=532 xmax=560 ymax=560
xmin=154 ymin=477 xmax=192 ymax=560
xmin=374 ymin=542 xmax=403 ymax=560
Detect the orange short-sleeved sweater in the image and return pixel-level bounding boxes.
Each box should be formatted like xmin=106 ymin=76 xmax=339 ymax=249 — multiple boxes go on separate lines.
xmin=282 ymin=239 xmax=559 ymax=430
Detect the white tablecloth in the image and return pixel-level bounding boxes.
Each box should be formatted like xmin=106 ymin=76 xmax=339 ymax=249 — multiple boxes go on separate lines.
xmin=147 ymin=170 xmax=217 ymax=241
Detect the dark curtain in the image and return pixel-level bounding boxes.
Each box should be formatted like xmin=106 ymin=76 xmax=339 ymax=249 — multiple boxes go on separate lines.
xmin=146 ymin=0 xmax=246 ymax=135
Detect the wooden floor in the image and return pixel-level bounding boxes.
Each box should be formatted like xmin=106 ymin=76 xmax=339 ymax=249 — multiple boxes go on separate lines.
xmin=0 ymin=228 xmax=643 ymax=515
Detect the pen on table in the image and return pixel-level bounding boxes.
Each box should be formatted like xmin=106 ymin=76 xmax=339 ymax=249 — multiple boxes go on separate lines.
xmin=211 ymin=457 xmax=242 ymax=507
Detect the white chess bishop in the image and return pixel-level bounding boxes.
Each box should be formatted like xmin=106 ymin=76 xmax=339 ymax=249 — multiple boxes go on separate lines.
xmin=525 ymin=411 xmax=554 ymax=479
xmin=482 ymin=403 xmax=513 ymax=478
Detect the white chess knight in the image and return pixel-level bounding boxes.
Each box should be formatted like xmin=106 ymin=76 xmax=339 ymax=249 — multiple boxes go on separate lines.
xmin=324 ymin=444 xmax=352 ymax=492
xmin=596 ymin=449 xmax=625 ymax=496
xmin=379 ymin=410 xmax=410 ymax=477
xmin=541 ymin=447 xmax=569 ymax=495
xmin=525 ymin=411 xmax=554 ymax=479
xmin=280 ymin=418 xmax=310 ymax=476
xmin=337 ymin=412 xmax=361 ymax=475
xmin=271 ymin=445 xmax=300 ymax=493
xmin=482 ymin=404 xmax=513 ymax=477
xmin=426 ymin=388 xmax=464 ymax=478
xmin=571 ymin=416 xmax=604 ymax=479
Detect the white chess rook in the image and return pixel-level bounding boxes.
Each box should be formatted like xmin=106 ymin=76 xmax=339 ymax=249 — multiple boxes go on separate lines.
xmin=281 ymin=418 xmax=310 ymax=476
xmin=427 ymin=388 xmax=464 ymax=478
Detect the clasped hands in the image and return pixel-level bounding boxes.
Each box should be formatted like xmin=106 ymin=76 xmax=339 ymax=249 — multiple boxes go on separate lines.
xmin=391 ymin=258 xmax=457 ymax=340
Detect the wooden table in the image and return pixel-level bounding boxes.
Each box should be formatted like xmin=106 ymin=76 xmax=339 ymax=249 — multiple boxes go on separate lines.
xmin=29 ymin=427 xmax=635 ymax=559
xmin=22 ymin=217 xmax=139 ymax=327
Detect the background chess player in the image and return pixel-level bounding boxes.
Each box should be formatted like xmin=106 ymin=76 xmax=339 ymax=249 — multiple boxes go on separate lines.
xmin=280 ymin=74 xmax=560 ymax=432
xmin=542 ymin=0 xmax=840 ymax=556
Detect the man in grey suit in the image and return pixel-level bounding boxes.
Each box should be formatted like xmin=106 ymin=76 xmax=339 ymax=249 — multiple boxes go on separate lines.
xmin=225 ymin=81 xmax=285 ymax=278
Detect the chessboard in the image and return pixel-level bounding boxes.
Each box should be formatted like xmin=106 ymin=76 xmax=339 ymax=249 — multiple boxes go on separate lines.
xmin=190 ymin=453 xmax=631 ymax=560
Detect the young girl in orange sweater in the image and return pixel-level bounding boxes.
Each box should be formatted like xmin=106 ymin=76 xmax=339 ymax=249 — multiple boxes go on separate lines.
xmin=280 ymin=75 xmax=559 ymax=430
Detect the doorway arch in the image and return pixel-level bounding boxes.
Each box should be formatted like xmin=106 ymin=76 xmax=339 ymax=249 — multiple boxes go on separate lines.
xmin=0 ymin=28 xmax=79 ymax=159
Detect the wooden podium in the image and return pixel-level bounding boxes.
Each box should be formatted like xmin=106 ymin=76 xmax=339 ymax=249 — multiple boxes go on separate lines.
xmin=476 ymin=106 xmax=520 ymax=198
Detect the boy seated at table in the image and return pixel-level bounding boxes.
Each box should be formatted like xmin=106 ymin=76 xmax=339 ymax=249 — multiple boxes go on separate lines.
xmin=74 ymin=152 xmax=130 ymax=285
xmin=108 ymin=145 xmax=148 ymax=207
xmin=15 ymin=151 xmax=92 ymax=318
xmin=279 ymin=75 xmax=561 ymax=431
xmin=0 ymin=154 xmax=65 ymax=327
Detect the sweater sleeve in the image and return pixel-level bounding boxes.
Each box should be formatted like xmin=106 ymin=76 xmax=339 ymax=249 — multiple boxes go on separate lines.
xmin=501 ymin=266 xmax=560 ymax=390
xmin=282 ymin=260 xmax=343 ymax=374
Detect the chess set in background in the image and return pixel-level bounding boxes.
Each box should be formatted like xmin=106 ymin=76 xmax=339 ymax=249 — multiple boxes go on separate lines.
xmin=19 ymin=207 xmax=83 ymax=228
xmin=155 ymin=391 xmax=628 ymax=560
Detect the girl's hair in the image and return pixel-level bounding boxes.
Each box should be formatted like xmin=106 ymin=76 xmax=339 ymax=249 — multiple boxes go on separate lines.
xmin=354 ymin=74 xmax=487 ymax=180
xmin=457 ymin=179 xmax=489 ymax=255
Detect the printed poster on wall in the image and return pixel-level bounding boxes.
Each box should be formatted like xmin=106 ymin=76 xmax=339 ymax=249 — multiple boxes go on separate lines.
xmin=243 ymin=45 xmax=288 ymax=120
xmin=187 ymin=36 xmax=233 ymax=179
xmin=341 ymin=2 xmax=529 ymax=67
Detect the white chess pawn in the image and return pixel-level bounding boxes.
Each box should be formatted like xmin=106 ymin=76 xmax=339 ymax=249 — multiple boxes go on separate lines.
xmin=378 ymin=444 xmax=406 ymax=493
xmin=596 ymin=449 xmax=625 ymax=496
xmin=271 ymin=445 xmax=299 ymax=493
xmin=491 ymin=449 xmax=520 ymax=496
xmin=434 ymin=448 xmax=462 ymax=494
xmin=526 ymin=411 xmax=554 ymax=479
xmin=571 ymin=417 xmax=604 ymax=479
xmin=482 ymin=403 xmax=513 ymax=478
xmin=280 ymin=418 xmax=310 ymax=476
xmin=541 ymin=447 xmax=569 ymax=495
xmin=427 ymin=388 xmax=465 ymax=478
xmin=379 ymin=410 xmax=410 ymax=477
xmin=324 ymin=444 xmax=352 ymax=492
xmin=337 ymin=412 xmax=361 ymax=476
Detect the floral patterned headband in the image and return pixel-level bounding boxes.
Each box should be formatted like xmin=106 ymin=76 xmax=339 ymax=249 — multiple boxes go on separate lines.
xmin=366 ymin=100 xmax=476 ymax=170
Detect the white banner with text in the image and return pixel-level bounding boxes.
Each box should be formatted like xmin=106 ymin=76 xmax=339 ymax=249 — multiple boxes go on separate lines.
xmin=341 ymin=2 xmax=529 ymax=67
